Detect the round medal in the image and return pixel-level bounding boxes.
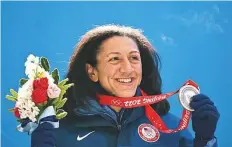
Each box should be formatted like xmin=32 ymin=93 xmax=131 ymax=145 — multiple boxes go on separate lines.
xmin=178 ymin=85 xmax=200 ymax=111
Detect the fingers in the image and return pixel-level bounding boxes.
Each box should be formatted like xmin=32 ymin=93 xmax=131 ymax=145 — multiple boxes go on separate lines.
xmin=190 ymin=98 xmax=214 ymax=110
xmin=192 ymin=104 xmax=220 ymax=119
xmin=191 ymin=94 xmax=210 ymax=102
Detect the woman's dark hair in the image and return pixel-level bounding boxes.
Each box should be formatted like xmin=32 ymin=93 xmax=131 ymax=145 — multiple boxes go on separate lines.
xmin=64 ymin=25 xmax=170 ymax=120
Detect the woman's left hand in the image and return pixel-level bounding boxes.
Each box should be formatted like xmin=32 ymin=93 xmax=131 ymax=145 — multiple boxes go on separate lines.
xmin=190 ymin=94 xmax=220 ymax=140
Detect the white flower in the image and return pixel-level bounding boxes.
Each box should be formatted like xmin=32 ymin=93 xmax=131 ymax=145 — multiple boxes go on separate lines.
xmin=18 ymin=79 xmax=33 ymax=100
xmin=24 ymin=54 xmax=45 ymax=79
xmin=36 ymin=65 xmax=45 ymax=74
xmin=25 ymin=64 xmax=45 ymax=79
xmin=44 ymin=71 xmax=55 ymax=85
xmin=47 ymin=83 xmax=61 ymax=98
xmin=25 ymin=63 xmax=37 ymax=78
xmin=25 ymin=54 xmax=39 ymax=65
xmin=16 ymin=98 xmax=40 ymax=122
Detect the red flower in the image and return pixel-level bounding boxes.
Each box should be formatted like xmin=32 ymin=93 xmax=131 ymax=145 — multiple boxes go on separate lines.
xmin=32 ymin=77 xmax=49 ymax=104
xmin=32 ymin=88 xmax=48 ymax=104
xmin=33 ymin=77 xmax=48 ymax=90
xmin=14 ymin=107 xmax=20 ymax=118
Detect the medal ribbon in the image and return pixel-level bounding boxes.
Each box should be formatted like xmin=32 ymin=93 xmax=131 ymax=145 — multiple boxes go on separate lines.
xmin=97 ymin=80 xmax=199 ymax=133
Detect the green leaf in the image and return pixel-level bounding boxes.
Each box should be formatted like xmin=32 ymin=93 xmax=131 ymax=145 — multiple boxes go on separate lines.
xmin=41 ymin=57 xmax=50 ymax=72
xmin=56 ymin=111 xmax=67 ymax=120
xmin=52 ymin=91 xmax=65 ymax=106
xmin=8 ymin=108 xmax=15 ymax=112
xmin=56 ymin=109 xmax=65 ymax=114
xmin=6 ymin=95 xmax=17 ymax=102
xmin=37 ymin=103 xmax=43 ymax=107
xmin=20 ymin=78 xmax=28 ymax=87
xmin=58 ymin=78 xmax=69 ymax=87
xmin=36 ymin=103 xmax=44 ymax=110
xmin=55 ymin=98 xmax=67 ymax=109
xmin=51 ymin=97 xmax=60 ymax=105
xmin=52 ymin=68 xmax=59 ymax=84
xmin=10 ymin=89 xmax=18 ymax=97
xmin=43 ymin=101 xmax=48 ymax=106
xmin=62 ymin=83 xmax=74 ymax=91
xmin=58 ymin=90 xmax=66 ymax=100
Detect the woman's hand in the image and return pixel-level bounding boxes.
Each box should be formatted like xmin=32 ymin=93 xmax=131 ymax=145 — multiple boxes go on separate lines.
xmin=190 ymin=94 xmax=220 ymax=145
xmin=31 ymin=122 xmax=56 ymax=147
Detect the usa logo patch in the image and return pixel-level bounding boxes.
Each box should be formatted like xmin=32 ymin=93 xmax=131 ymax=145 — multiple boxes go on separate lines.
xmin=138 ymin=123 xmax=160 ymax=143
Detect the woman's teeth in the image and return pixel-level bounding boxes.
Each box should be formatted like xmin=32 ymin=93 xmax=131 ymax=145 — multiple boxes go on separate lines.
xmin=117 ymin=78 xmax=132 ymax=83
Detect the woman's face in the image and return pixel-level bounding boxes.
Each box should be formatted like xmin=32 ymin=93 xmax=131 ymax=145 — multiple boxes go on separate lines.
xmin=88 ymin=36 xmax=142 ymax=97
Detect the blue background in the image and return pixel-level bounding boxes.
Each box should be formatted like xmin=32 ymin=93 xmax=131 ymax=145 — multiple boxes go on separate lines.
xmin=1 ymin=2 xmax=232 ymax=147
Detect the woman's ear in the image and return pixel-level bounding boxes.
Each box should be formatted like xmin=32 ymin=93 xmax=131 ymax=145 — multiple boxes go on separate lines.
xmin=86 ymin=63 xmax=99 ymax=82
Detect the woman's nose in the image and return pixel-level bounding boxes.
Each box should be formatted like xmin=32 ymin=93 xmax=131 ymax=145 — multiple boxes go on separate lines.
xmin=119 ymin=59 xmax=133 ymax=73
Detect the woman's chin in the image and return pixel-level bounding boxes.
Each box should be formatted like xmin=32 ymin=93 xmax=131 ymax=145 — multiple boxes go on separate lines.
xmin=114 ymin=90 xmax=136 ymax=98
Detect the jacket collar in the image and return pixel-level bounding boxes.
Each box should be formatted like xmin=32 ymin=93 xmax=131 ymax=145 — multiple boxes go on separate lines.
xmin=72 ymin=87 xmax=145 ymax=128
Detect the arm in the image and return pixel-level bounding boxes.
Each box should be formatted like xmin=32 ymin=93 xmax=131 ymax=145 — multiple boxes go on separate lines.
xmin=194 ymin=136 xmax=217 ymax=147
xmin=179 ymin=94 xmax=219 ymax=147
xmin=190 ymin=94 xmax=220 ymax=147
xmin=179 ymin=129 xmax=218 ymax=147
xmin=30 ymin=106 xmax=59 ymax=147
xmin=31 ymin=122 xmax=56 ymax=147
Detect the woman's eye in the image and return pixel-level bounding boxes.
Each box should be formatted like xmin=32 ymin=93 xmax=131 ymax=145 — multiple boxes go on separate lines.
xmin=130 ymin=56 xmax=140 ymax=60
xmin=109 ymin=57 xmax=119 ymax=61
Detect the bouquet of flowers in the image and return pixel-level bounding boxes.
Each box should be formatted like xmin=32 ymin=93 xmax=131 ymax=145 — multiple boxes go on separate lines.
xmin=5 ymin=54 xmax=73 ymax=133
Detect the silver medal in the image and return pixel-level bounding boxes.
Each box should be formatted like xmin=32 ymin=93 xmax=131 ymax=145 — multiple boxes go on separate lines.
xmin=178 ymin=85 xmax=200 ymax=111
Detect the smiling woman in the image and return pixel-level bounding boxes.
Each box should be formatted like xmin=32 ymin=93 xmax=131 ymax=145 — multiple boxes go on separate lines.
xmin=31 ymin=24 xmax=220 ymax=147
xmin=64 ymin=25 xmax=168 ymax=117
xmin=87 ymin=36 xmax=142 ymax=101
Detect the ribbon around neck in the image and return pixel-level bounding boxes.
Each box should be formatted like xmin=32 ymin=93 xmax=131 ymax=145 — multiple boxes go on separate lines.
xmin=97 ymin=79 xmax=199 ymax=133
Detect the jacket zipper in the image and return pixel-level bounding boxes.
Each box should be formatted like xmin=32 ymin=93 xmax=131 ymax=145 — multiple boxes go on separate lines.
xmin=117 ymin=109 xmax=125 ymax=130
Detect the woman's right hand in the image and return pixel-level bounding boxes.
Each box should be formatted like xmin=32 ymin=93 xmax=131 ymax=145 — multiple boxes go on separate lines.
xmin=31 ymin=122 xmax=56 ymax=147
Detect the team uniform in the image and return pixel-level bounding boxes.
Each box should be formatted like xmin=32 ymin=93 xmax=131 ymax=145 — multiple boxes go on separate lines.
xmin=32 ymin=89 xmax=218 ymax=147
xmin=54 ymin=100 xmax=217 ymax=147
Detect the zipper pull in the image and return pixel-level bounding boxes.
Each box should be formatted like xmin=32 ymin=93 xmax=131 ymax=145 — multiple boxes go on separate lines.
xmin=117 ymin=125 xmax=121 ymax=130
